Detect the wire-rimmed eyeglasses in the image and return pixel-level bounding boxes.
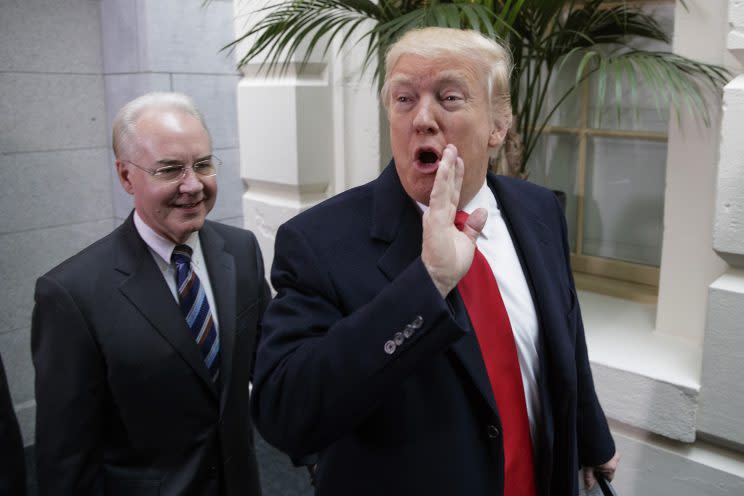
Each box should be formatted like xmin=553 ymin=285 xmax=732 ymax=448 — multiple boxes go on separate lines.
xmin=122 ymin=156 xmax=220 ymax=183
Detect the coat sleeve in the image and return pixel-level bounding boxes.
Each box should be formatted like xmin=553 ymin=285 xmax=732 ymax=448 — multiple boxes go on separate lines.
xmin=250 ymin=222 xmax=466 ymax=457
xmin=554 ymin=195 xmax=616 ymax=466
xmin=32 ymin=276 xmax=105 ymax=495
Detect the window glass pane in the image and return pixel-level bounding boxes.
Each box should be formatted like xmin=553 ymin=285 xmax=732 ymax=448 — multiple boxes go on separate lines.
xmin=584 ymin=137 xmax=666 ymax=266
xmin=587 ymin=3 xmax=674 ymax=132
xmin=587 ymin=75 xmax=670 ymax=132
xmin=537 ymin=61 xmax=582 ymax=128
xmin=527 ymin=133 xmax=579 ymax=252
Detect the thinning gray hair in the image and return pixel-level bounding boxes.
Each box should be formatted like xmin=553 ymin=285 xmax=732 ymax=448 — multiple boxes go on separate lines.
xmin=380 ymin=27 xmax=513 ymax=132
xmin=112 ymin=92 xmax=210 ymax=159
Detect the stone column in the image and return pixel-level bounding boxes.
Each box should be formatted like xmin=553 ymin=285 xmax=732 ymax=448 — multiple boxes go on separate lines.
xmin=697 ymin=0 xmax=744 ymax=446
xmin=234 ymin=3 xmax=381 ymax=273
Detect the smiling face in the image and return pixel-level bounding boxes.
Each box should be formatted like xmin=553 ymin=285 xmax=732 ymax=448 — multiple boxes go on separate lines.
xmin=387 ymin=54 xmax=507 ymax=207
xmin=116 ymin=109 xmax=217 ymax=243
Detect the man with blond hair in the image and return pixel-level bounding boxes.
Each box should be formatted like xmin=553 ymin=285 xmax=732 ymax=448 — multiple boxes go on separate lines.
xmin=32 ymin=92 xmax=269 ymax=495
xmin=252 ymin=28 xmax=618 ymax=495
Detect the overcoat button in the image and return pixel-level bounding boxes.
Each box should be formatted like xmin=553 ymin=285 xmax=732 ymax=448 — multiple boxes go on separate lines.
xmin=403 ymin=325 xmax=414 ymax=338
xmin=487 ymin=425 xmax=500 ymax=438
xmin=384 ymin=340 xmax=396 ymax=354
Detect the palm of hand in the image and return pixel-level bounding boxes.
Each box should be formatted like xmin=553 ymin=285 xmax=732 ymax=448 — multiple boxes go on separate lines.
xmin=422 ymin=209 xmax=476 ymax=294
xmin=421 ymin=145 xmax=485 ymax=297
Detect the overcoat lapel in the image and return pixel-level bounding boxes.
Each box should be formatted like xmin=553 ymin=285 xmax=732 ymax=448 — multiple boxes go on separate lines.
xmin=488 ymin=175 xmax=563 ymax=357
xmin=447 ymin=293 xmax=499 ymax=415
xmin=489 ymin=175 xmax=558 ymax=489
xmin=488 ymin=175 xmax=551 ymax=302
xmin=200 ymin=222 xmax=237 ymax=413
xmin=115 ymin=214 xmax=218 ymax=398
xmin=371 ymin=164 xmax=498 ymax=417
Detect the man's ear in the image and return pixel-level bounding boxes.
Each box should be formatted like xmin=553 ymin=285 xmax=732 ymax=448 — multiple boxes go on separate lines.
xmin=116 ymin=160 xmax=135 ymax=195
xmin=488 ymin=122 xmax=509 ymax=148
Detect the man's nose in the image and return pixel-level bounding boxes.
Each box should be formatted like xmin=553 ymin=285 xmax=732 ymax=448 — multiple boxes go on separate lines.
xmin=412 ymin=97 xmax=439 ymax=134
xmin=178 ymin=167 xmax=204 ymax=193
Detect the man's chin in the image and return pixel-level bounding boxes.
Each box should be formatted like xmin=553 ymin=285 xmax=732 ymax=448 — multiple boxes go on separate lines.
xmin=169 ymin=218 xmax=206 ymax=243
xmin=410 ymin=184 xmax=434 ymax=206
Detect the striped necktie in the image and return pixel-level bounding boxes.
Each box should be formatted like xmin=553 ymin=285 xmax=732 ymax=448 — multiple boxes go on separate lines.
xmin=455 ymin=211 xmax=536 ymax=496
xmin=172 ymin=244 xmax=220 ymax=383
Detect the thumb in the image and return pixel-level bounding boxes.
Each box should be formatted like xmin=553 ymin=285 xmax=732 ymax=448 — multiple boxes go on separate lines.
xmin=583 ymin=467 xmax=596 ymax=490
xmin=460 ymin=207 xmax=487 ymax=243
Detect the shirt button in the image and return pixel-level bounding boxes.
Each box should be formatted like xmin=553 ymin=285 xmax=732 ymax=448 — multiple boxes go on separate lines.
xmin=487 ymin=425 xmax=500 ymax=438
xmin=394 ymin=332 xmax=405 ymax=345
xmin=384 ymin=340 xmax=397 ymax=354
xmin=411 ymin=315 xmax=423 ymax=328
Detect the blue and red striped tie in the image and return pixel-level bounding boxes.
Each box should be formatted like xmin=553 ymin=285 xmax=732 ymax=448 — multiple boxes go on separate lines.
xmin=172 ymin=244 xmax=220 ymax=383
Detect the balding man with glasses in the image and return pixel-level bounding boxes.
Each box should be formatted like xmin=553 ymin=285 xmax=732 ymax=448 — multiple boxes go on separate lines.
xmin=32 ymin=92 xmax=269 ymax=495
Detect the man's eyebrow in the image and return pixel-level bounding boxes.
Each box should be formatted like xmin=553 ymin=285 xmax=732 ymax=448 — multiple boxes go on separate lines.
xmin=155 ymin=159 xmax=183 ymax=166
xmin=387 ymin=74 xmax=414 ymax=88
xmin=434 ymin=71 xmax=470 ymax=87
xmin=155 ymin=155 xmax=212 ymax=166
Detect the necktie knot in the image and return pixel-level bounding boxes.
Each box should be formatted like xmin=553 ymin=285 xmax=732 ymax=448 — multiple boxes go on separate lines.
xmin=454 ymin=210 xmax=469 ymax=231
xmin=172 ymin=244 xmax=193 ymax=265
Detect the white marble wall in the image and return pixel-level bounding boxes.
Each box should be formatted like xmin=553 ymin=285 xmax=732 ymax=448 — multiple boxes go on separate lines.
xmin=0 ymin=0 xmax=113 ymax=440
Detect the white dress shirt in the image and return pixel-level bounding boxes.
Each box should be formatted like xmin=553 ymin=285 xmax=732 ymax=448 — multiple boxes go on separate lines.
xmin=133 ymin=211 xmax=219 ymax=329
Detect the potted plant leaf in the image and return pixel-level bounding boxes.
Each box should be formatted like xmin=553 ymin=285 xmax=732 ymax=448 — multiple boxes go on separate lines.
xmin=225 ymin=0 xmax=729 ymax=178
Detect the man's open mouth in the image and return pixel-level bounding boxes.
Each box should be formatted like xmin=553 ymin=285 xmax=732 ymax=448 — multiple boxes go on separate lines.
xmin=416 ymin=147 xmax=441 ymax=166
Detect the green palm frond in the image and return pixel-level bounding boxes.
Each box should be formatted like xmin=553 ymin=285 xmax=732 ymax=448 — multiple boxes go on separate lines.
xmin=225 ymin=0 xmax=731 ymax=175
xmin=510 ymin=1 xmax=729 ymax=169
xmin=227 ymin=0 xmax=504 ymax=82
xmin=226 ymin=0 xmax=385 ymax=76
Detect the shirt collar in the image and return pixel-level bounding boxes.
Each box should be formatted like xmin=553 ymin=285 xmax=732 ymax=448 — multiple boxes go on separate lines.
xmin=133 ymin=210 xmax=200 ymax=264
xmin=415 ymin=179 xmax=497 ymax=240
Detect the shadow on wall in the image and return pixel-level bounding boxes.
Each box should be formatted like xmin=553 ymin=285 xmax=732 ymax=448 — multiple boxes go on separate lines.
xmin=22 ymin=431 xmax=313 ymax=496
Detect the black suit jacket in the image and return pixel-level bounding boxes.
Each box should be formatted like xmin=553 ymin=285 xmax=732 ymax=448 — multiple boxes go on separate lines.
xmin=32 ymin=214 xmax=270 ymax=495
xmin=252 ymin=164 xmax=615 ymax=496
xmin=0 ymin=354 xmax=26 ymax=495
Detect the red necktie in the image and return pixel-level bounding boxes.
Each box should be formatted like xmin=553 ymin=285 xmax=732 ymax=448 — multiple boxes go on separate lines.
xmin=455 ymin=211 xmax=536 ymax=496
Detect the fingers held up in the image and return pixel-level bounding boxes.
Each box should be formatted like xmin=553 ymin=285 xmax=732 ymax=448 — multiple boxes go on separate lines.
xmin=427 ymin=144 xmax=463 ymax=218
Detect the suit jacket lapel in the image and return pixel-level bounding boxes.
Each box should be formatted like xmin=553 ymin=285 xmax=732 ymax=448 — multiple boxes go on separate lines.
xmin=115 ymin=214 xmax=218 ymax=399
xmin=199 ymin=222 xmax=237 ymax=413
xmin=372 ymin=163 xmax=498 ymax=416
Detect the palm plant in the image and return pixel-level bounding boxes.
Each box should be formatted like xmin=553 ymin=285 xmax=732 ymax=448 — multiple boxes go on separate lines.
xmin=226 ymin=0 xmax=729 ymax=176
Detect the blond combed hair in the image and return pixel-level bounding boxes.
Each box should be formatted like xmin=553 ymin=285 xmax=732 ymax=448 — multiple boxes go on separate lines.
xmin=380 ymin=27 xmax=513 ymax=132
